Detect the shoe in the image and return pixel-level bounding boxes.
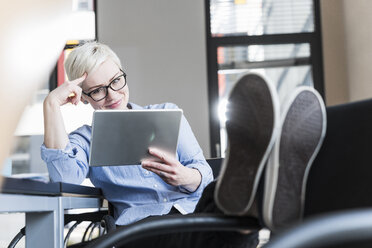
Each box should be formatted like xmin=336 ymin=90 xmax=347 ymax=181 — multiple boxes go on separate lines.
xmin=263 ymin=86 xmax=326 ymax=231
xmin=215 ymin=73 xmax=280 ymax=215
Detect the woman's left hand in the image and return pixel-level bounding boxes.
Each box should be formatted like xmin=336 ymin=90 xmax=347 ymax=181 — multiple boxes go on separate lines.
xmin=141 ymin=147 xmax=201 ymax=192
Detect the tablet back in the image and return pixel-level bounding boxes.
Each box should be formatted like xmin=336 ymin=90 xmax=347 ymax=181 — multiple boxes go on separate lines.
xmin=89 ymin=109 xmax=182 ymax=166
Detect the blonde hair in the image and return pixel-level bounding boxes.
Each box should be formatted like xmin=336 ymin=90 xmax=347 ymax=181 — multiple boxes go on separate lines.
xmin=64 ymin=42 xmax=122 ymax=81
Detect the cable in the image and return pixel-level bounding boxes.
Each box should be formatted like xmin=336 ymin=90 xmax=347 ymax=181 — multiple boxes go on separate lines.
xmin=64 ymin=221 xmax=82 ymax=248
xmin=88 ymin=223 xmax=100 ymax=241
xmin=82 ymin=222 xmax=95 ymax=242
xmin=8 ymin=227 xmax=25 ymax=248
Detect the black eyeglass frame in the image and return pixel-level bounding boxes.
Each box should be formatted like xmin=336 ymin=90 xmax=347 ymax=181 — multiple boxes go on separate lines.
xmin=82 ymin=69 xmax=127 ymax=102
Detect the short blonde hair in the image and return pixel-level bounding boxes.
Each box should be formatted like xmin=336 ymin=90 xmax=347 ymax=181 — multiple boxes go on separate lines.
xmin=64 ymin=42 xmax=122 ymax=81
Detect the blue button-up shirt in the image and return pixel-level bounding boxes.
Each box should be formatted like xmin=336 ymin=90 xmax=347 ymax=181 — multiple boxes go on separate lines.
xmin=41 ymin=102 xmax=213 ymax=225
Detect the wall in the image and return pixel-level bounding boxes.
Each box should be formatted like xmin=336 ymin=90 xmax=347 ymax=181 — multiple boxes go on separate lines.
xmin=97 ymin=0 xmax=372 ymax=153
xmin=321 ymin=0 xmax=372 ymax=105
xmin=320 ymin=0 xmax=349 ymax=105
xmin=97 ymin=0 xmax=211 ymax=157
xmin=343 ymin=0 xmax=372 ymax=102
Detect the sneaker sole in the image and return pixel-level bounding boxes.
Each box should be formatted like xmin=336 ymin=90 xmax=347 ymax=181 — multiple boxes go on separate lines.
xmin=215 ymin=73 xmax=280 ymax=215
xmin=263 ymin=86 xmax=326 ymax=230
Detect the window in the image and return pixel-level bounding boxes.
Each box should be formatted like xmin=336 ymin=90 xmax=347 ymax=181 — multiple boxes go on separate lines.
xmin=205 ymin=0 xmax=324 ymax=157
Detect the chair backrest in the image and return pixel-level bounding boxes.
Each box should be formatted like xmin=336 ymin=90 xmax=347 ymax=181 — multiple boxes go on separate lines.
xmin=206 ymin=158 xmax=223 ymax=178
xmin=205 ymin=99 xmax=372 ymax=217
xmin=305 ymin=98 xmax=372 ymax=217
xmin=266 ymin=208 xmax=372 ymax=248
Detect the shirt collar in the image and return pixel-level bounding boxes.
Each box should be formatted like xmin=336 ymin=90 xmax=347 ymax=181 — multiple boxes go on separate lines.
xmin=127 ymin=102 xmax=143 ymax=109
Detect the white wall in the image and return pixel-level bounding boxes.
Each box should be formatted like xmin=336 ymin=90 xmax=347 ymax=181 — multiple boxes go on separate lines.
xmin=321 ymin=0 xmax=372 ymax=105
xmin=320 ymin=0 xmax=349 ymax=105
xmin=97 ymin=0 xmax=211 ymax=157
xmin=343 ymin=0 xmax=372 ymax=102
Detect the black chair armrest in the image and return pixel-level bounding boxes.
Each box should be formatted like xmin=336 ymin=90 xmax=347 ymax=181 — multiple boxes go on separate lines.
xmin=265 ymin=208 xmax=372 ymax=248
xmin=85 ymin=213 xmax=259 ymax=248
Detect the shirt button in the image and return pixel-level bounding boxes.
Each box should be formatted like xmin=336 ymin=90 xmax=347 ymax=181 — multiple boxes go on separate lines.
xmin=154 ymin=184 xmax=158 ymax=188
xmin=163 ymin=198 xmax=167 ymax=202
xmin=145 ymin=171 xmax=150 ymax=175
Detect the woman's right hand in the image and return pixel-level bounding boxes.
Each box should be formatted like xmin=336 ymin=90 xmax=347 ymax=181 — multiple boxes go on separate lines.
xmin=45 ymin=73 xmax=87 ymax=107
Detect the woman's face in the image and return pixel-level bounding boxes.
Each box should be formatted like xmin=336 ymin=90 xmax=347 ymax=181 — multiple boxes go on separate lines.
xmin=82 ymin=59 xmax=129 ymax=110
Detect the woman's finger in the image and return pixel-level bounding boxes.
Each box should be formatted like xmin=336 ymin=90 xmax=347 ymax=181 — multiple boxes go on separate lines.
xmin=143 ymin=166 xmax=169 ymax=179
xmin=142 ymin=160 xmax=174 ymax=174
xmin=67 ymin=85 xmax=83 ymax=105
xmin=148 ymin=148 xmax=176 ymax=164
xmin=70 ymin=73 xmax=87 ymax=86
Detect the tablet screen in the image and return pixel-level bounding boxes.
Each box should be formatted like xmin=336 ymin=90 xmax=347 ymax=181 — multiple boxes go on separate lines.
xmin=89 ymin=109 xmax=182 ymax=166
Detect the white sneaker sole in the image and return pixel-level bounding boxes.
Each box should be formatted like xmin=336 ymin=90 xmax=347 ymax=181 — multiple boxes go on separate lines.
xmin=215 ymin=73 xmax=280 ymax=216
xmin=263 ymin=86 xmax=327 ymax=231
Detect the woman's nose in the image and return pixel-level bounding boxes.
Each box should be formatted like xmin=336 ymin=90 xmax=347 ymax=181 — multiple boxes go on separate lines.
xmin=106 ymin=87 xmax=116 ymax=100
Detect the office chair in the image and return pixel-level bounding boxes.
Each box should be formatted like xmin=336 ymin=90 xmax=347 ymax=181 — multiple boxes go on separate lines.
xmin=62 ymin=158 xmax=225 ymax=248
xmin=305 ymin=98 xmax=372 ymax=216
xmin=86 ymin=208 xmax=372 ymax=248
xmin=265 ymin=208 xmax=372 ymax=248
xmin=80 ymin=98 xmax=372 ymax=248
xmin=77 ymin=160 xmax=251 ymax=247
xmin=11 ymin=98 xmax=372 ymax=247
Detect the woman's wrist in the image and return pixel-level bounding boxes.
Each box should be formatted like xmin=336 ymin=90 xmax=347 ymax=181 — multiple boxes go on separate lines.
xmin=44 ymin=94 xmax=61 ymax=109
xmin=181 ymin=168 xmax=202 ymax=192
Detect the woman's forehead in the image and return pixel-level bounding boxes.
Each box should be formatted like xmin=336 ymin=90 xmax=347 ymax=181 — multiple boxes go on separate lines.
xmin=84 ymin=60 xmax=119 ymax=88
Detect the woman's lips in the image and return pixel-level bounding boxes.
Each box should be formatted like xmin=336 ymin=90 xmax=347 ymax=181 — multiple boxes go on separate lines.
xmin=106 ymin=99 xmax=122 ymax=109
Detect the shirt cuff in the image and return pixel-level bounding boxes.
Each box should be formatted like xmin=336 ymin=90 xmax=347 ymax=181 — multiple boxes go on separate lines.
xmin=178 ymin=165 xmax=212 ymax=195
xmin=40 ymin=143 xmax=78 ymax=163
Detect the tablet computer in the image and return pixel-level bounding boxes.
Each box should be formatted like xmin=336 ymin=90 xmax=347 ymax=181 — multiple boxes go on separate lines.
xmin=89 ymin=109 xmax=182 ymax=166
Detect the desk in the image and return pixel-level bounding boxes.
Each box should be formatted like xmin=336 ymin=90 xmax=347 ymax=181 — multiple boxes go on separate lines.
xmin=0 ymin=177 xmax=103 ymax=248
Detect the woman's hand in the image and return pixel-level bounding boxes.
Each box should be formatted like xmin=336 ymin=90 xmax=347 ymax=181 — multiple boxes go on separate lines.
xmin=141 ymin=147 xmax=202 ymax=192
xmin=45 ymin=74 xmax=87 ymax=107
xmin=43 ymin=73 xmax=87 ymax=149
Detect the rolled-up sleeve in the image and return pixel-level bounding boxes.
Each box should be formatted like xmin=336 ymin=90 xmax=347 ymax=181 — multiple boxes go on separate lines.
xmin=173 ymin=106 xmax=213 ymax=195
xmin=40 ymin=126 xmax=91 ymax=184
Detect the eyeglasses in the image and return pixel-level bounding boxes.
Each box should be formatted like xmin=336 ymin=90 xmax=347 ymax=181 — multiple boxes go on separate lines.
xmin=82 ymin=70 xmax=127 ymax=102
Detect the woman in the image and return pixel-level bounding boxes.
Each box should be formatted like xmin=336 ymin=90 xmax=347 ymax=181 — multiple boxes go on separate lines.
xmin=41 ymin=42 xmax=258 ymax=248
xmin=41 ymin=42 xmax=213 ymax=225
